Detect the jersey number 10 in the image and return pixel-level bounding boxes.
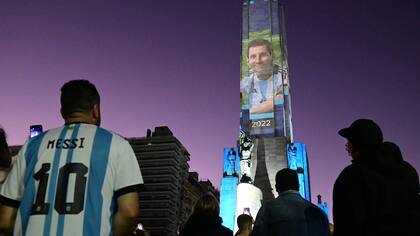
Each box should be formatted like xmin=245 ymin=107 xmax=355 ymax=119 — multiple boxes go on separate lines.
xmin=31 ymin=163 xmax=88 ymax=215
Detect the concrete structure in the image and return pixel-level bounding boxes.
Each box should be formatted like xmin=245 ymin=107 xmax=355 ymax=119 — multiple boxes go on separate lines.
xmin=128 ymin=126 xmax=218 ymax=236
xmin=128 ymin=127 xmax=190 ymax=236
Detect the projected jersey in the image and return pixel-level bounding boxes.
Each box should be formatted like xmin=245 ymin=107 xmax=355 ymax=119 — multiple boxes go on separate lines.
xmin=0 ymin=123 xmax=143 ymax=236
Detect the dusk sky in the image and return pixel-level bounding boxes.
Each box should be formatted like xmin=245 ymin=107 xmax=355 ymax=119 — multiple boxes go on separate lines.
xmin=1 ymin=0 xmax=419 ymax=218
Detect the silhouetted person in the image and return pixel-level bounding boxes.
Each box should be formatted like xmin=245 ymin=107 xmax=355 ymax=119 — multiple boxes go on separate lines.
xmin=253 ymin=168 xmax=330 ymax=236
xmin=180 ymin=193 xmax=232 ymax=236
xmin=0 ymin=127 xmax=12 ymax=190
xmin=0 ymin=80 xmax=144 ymax=236
xmin=334 ymin=119 xmax=420 ymax=236
xmin=235 ymin=214 xmax=253 ymax=236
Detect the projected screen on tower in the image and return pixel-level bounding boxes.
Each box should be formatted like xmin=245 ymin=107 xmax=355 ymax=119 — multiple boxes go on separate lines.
xmin=240 ymin=0 xmax=288 ymax=137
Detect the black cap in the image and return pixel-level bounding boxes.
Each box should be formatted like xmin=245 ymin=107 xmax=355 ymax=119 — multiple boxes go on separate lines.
xmin=338 ymin=119 xmax=383 ymax=145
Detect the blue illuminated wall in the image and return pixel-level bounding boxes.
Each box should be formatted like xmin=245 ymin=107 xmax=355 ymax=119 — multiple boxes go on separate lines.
xmin=317 ymin=195 xmax=329 ymax=220
xmin=220 ymin=148 xmax=241 ymax=231
xmin=220 ymin=176 xmax=239 ymax=231
xmin=223 ymin=148 xmax=240 ymax=177
xmin=287 ymin=143 xmax=310 ymax=200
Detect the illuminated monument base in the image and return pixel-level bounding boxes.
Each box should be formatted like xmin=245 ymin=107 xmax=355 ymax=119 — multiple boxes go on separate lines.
xmin=234 ymin=183 xmax=262 ymax=233
xmin=220 ymin=142 xmax=310 ymax=231
xmin=248 ymin=136 xmax=288 ymax=200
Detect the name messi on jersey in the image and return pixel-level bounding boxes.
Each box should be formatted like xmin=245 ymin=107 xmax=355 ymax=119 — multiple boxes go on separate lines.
xmin=47 ymin=138 xmax=85 ymax=149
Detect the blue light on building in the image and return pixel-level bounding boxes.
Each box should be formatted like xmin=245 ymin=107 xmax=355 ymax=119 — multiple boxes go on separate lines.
xmin=317 ymin=194 xmax=329 ymax=220
xmin=287 ymin=143 xmax=311 ymax=201
xmin=223 ymin=148 xmax=240 ymax=177
xmin=220 ymin=176 xmax=239 ymax=231
xmin=220 ymin=148 xmax=240 ymax=231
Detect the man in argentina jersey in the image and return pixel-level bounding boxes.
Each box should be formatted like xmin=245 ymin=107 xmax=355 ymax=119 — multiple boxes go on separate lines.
xmin=240 ymin=38 xmax=284 ymax=114
xmin=0 ymin=80 xmax=143 ymax=236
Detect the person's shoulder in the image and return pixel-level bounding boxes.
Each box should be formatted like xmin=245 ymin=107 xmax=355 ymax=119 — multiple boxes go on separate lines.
xmin=334 ymin=163 xmax=364 ymax=187
xmin=305 ymin=202 xmax=328 ymax=219
xmin=400 ymin=160 xmax=419 ymax=186
xmin=218 ymin=224 xmax=233 ymax=236
xmin=401 ymin=161 xmax=418 ymax=176
xmin=94 ymin=126 xmax=127 ymax=143
xmin=241 ymin=74 xmax=253 ymax=84
xmin=337 ymin=163 xmax=363 ymax=177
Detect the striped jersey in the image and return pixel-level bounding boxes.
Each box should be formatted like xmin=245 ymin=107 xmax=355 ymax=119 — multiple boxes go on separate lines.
xmin=0 ymin=123 xmax=143 ymax=236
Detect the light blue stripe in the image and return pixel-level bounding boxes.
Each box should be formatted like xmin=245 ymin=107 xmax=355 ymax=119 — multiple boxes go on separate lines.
xmin=274 ymin=98 xmax=284 ymax=105
xmin=43 ymin=127 xmax=68 ymax=236
xmin=250 ymin=113 xmax=274 ymax=119
xmin=241 ymin=104 xmax=249 ymax=109
xmin=20 ymin=132 xmax=47 ymax=235
xmin=56 ymin=124 xmax=81 ymax=236
xmin=83 ymin=128 xmax=113 ymax=236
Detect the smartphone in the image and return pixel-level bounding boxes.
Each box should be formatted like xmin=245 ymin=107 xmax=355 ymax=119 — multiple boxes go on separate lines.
xmin=243 ymin=207 xmax=251 ymax=215
xmin=30 ymin=125 xmax=43 ymax=138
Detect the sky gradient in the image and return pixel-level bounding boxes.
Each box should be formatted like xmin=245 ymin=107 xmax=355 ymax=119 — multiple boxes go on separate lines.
xmin=1 ymin=0 xmax=419 ymax=218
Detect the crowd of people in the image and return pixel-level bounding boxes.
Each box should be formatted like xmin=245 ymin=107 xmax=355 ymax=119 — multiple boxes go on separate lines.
xmin=0 ymin=80 xmax=419 ymax=236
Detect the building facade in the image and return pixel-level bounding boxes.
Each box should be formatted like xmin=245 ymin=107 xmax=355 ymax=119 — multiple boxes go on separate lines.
xmin=128 ymin=126 xmax=217 ymax=236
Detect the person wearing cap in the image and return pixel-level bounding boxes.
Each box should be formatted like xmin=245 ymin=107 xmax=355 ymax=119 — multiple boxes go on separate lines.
xmin=253 ymin=168 xmax=330 ymax=236
xmin=333 ymin=119 xmax=420 ymax=236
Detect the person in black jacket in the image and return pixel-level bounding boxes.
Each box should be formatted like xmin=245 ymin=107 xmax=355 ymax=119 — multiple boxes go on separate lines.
xmin=180 ymin=193 xmax=232 ymax=236
xmin=333 ymin=119 xmax=420 ymax=236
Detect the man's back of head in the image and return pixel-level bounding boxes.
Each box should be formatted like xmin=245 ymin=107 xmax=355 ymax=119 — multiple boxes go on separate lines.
xmin=60 ymin=80 xmax=101 ymax=126
xmin=275 ymin=168 xmax=299 ymax=194
xmin=236 ymin=214 xmax=253 ymax=236
xmin=0 ymin=80 xmax=143 ymax=236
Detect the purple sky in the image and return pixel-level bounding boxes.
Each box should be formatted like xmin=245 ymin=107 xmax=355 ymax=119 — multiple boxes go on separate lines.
xmin=1 ymin=0 xmax=419 ymax=218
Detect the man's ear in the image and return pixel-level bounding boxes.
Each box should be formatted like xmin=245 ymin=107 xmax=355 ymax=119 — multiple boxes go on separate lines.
xmin=93 ymin=104 xmax=99 ymax=121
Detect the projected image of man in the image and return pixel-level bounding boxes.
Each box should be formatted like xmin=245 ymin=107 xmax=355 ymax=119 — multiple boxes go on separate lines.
xmin=241 ymin=38 xmax=284 ymax=114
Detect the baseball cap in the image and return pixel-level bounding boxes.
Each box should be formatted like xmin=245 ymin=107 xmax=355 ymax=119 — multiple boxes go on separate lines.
xmin=338 ymin=119 xmax=383 ymax=145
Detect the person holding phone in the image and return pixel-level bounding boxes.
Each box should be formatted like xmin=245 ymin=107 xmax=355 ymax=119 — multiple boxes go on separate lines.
xmin=0 ymin=80 xmax=143 ymax=236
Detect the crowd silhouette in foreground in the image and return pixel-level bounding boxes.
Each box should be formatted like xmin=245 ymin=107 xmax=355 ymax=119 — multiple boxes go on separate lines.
xmin=0 ymin=80 xmax=419 ymax=236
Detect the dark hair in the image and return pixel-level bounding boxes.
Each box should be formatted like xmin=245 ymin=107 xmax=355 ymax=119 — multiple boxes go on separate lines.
xmin=0 ymin=127 xmax=11 ymax=168
xmin=275 ymin=168 xmax=299 ymax=193
xmin=60 ymin=80 xmax=100 ymax=118
xmin=237 ymin=214 xmax=253 ymax=231
xmin=193 ymin=192 xmax=220 ymax=215
xmin=248 ymin=38 xmax=273 ymax=56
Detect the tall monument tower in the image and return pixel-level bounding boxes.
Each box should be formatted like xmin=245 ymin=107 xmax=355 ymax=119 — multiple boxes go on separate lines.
xmin=220 ymin=0 xmax=311 ymax=231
